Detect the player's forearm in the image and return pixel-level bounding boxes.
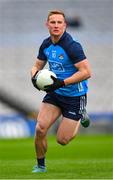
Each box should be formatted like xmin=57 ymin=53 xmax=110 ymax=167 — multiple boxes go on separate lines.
xmin=64 ymin=69 xmax=91 ymax=85
xmin=31 ymin=59 xmax=46 ymax=77
xmin=31 ymin=66 xmax=39 ymax=77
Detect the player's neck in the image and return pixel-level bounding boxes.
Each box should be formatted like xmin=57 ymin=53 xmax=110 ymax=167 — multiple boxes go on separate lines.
xmin=51 ymin=33 xmax=64 ymax=44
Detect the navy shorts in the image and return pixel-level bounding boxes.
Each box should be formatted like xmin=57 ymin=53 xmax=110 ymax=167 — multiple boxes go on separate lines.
xmin=42 ymin=92 xmax=87 ymax=121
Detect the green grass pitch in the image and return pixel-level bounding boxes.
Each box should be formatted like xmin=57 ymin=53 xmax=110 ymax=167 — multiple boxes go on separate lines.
xmin=0 ymin=134 xmax=113 ymax=179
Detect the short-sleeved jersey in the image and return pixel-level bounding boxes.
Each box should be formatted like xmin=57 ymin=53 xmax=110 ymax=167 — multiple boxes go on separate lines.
xmin=37 ymin=31 xmax=88 ymax=97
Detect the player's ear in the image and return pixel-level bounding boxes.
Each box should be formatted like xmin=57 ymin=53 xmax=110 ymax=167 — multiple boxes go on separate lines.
xmin=64 ymin=21 xmax=67 ymax=29
xmin=45 ymin=21 xmax=49 ymax=28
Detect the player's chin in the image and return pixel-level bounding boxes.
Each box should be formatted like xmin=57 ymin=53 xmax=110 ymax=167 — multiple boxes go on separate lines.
xmin=52 ymin=31 xmax=61 ymax=36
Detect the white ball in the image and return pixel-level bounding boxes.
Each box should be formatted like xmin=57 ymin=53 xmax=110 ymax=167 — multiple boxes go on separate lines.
xmin=36 ymin=69 xmax=57 ymax=91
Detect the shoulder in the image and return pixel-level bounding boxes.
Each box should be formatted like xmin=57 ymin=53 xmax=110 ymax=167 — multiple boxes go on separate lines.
xmin=59 ymin=31 xmax=86 ymax=62
xmin=59 ymin=31 xmax=73 ymax=47
xmin=59 ymin=31 xmax=83 ymax=51
xmin=37 ymin=37 xmax=52 ymax=60
xmin=40 ymin=37 xmax=52 ymax=50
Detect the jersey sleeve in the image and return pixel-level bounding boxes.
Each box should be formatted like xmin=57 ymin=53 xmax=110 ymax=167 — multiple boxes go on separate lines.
xmin=37 ymin=44 xmax=47 ymax=61
xmin=68 ymin=41 xmax=86 ymax=64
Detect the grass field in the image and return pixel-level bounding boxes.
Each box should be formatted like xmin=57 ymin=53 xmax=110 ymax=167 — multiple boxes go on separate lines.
xmin=0 ymin=134 xmax=113 ymax=179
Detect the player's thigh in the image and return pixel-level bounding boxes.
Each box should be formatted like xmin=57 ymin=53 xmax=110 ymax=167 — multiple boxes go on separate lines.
xmin=56 ymin=117 xmax=80 ymax=144
xmin=37 ymin=102 xmax=61 ymax=130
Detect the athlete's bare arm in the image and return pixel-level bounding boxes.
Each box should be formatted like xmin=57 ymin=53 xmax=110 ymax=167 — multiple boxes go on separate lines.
xmin=31 ymin=59 xmax=47 ymax=77
xmin=64 ymin=59 xmax=91 ymax=85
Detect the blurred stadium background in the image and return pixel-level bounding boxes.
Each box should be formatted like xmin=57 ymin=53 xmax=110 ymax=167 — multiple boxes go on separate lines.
xmin=0 ymin=0 xmax=113 ymax=138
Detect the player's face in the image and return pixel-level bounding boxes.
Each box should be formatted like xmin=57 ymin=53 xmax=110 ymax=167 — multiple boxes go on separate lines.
xmin=46 ymin=14 xmax=66 ymax=37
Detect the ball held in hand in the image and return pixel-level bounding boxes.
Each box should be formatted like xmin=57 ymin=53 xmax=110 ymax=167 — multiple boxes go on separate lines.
xmin=36 ymin=69 xmax=57 ymax=91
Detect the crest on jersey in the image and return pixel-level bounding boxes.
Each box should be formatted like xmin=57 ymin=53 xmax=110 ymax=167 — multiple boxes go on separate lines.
xmin=59 ymin=54 xmax=64 ymax=60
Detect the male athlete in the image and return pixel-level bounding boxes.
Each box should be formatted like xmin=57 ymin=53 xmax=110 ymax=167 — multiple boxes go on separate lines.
xmin=31 ymin=10 xmax=91 ymax=173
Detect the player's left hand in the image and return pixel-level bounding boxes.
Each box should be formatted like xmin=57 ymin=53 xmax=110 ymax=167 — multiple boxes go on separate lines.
xmin=44 ymin=75 xmax=65 ymax=92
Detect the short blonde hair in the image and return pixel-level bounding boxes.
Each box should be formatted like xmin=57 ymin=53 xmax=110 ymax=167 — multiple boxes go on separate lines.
xmin=47 ymin=10 xmax=66 ymax=21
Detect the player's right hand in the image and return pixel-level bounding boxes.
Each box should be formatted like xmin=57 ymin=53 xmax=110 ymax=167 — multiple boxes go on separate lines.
xmin=31 ymin=71 xmax=40 ymax=90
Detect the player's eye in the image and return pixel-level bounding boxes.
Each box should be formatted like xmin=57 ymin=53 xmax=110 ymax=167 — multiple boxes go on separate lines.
xmin=50 ymin=21 xmax=56 ymax=24
xmin=57 ymin=21 xmax=63 ymax=24
xmin=50 ymin=21 xmax=63 ymax=24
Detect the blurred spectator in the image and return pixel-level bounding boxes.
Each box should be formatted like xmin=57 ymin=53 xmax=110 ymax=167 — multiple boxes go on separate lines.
xmin=66 ymin=15 xmax=83 ymax=28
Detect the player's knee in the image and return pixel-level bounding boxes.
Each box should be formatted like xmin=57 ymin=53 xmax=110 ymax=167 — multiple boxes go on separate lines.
xmin=35 ymin=123 xmax=46 ymax=137
xmin=57 ymin=137 xmax=69 ymax=145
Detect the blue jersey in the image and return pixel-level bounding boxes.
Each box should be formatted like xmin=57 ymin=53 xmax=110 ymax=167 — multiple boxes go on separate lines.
xmin=37 ymin=31 xmax=88 ymax=97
